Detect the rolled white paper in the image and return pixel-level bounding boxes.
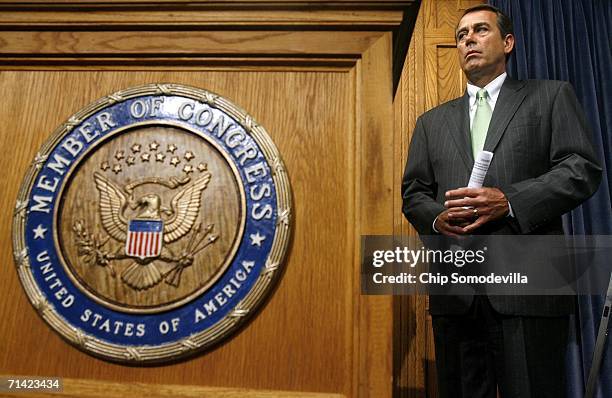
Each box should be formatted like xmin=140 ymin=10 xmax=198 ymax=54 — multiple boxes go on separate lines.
xmin=467 ymin=150 xmax=494 ymax=188
xmin=461 ymin=151 xmax=494 ymax=210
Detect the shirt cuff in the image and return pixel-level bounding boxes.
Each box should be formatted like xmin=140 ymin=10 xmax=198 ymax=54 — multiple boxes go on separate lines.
xmin=432 ymin=216 xmax=439 ymax=233
xmin=507 ymin=201 xmax=514 ymax=218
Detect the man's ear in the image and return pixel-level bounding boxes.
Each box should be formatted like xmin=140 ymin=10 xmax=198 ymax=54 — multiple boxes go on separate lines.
xmin=504 ymin=33 xmax=515 ymax=55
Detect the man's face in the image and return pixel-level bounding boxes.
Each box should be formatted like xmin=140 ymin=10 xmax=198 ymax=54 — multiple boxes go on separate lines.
xmin=455 ymin=10 xmax=513 ymax=83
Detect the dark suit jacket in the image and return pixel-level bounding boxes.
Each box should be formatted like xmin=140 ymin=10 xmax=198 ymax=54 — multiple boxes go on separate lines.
xmin=401 ymin=78 xmax=602 ymax=316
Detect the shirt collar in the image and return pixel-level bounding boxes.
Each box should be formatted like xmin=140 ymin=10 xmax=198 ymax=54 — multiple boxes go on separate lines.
xmin=467 ymin=72 xmax=507 ymax=107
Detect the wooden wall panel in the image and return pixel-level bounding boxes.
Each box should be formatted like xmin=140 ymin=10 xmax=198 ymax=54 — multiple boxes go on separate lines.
xmin=0 ymin=31 xmax=384 ymax=57
xmin=436 ymin=46 xmax=464 ymax=104
xmin=357 ymin=34 xmax=394 ymax=398
xmin=392 ymin=1 xmax=427 ymax=397
xmin=424 ymin=40 xmax=466 ymax=109
xmin=0 ymin=70 xmax=354 ymax=393
xmin=2 ymin=377 xmax=347 ymax=398
xmin=432 ymin=0 xmax=460 ymax=30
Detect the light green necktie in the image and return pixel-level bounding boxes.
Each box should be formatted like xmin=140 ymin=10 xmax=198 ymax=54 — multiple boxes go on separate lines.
xmin=471 ymin=88 xmax=492 ymax=159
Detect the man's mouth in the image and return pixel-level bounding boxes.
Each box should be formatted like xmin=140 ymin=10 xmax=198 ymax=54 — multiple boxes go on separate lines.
xmin=466 ymin=50 xmax=480 ymax=59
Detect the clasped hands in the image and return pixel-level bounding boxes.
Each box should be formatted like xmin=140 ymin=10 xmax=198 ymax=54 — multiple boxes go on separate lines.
xmin=434 ymin=187 xmax=509 ymax=237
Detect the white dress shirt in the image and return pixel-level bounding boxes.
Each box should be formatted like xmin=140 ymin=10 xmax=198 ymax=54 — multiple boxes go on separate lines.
xmin=432 ymin=72 xmax=513 ymax=233
xmin=467 ymin=72 xmax=507 ymax=129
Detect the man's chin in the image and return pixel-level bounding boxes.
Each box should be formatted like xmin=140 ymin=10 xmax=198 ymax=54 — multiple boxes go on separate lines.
xmin=463 ymin=59 xmax=483 ymax=71
xmin=462 ymin=65 xmax=482 ymax=78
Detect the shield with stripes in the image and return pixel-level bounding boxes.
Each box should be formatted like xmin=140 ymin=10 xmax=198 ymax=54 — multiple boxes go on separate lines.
xmin=125 ymin=219 xmax=164 ymax=259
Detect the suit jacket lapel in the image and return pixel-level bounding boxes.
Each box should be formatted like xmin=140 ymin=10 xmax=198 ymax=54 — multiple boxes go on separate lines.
xmin=446 ymin=93 xmax=473 ymax=172
xmin=483 ymin=77 xmax=527 ymax=153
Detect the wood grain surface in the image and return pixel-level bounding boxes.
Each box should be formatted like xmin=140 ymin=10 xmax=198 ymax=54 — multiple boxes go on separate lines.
xmin=0 ymin=375 xmax=346 ymax=398
xmin=0 ymin=69 xmax=354 ymax=392
xmin=0 ymin=2 xmax=404 ymax=397
xmin=0 ymin=10 xmax=404 ymax=28
xmin=0 ymin=0 xmax=415 ymax=11
xmin=0 ymin=59 xmax=396 ymax=397
xmin=0 ymin=31 xmax=384 ymax=57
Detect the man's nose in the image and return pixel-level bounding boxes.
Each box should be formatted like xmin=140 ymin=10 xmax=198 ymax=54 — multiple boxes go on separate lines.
xmin=464 ymin=30 xmax=476 ymax=45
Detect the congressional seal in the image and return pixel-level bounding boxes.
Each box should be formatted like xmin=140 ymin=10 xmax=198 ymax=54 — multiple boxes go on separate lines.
xmin=12 ymin=84 xmax=291 ymax=364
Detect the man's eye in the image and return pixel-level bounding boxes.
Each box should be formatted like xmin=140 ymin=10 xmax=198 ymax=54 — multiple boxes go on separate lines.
xmin=457 ymin=33 xmax=466 ymax=41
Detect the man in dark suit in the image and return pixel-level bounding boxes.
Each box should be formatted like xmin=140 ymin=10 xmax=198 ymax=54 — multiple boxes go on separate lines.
xmin=401 ymin=4 xmax=601 ymax=398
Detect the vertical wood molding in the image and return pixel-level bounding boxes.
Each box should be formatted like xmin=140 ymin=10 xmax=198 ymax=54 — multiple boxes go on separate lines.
xmin=358 ymin=32 xmax=394 ymax=398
